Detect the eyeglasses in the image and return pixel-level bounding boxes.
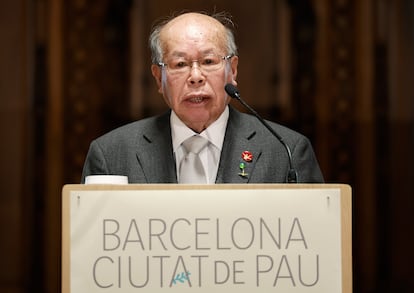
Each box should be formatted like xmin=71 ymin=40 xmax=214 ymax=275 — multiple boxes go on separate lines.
xmin=157 ymin=54 xmax=233 ymax=75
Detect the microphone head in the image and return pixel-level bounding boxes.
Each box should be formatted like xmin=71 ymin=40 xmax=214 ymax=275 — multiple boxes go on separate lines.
xmin=224 ymin=83 xmax=240 ymax=99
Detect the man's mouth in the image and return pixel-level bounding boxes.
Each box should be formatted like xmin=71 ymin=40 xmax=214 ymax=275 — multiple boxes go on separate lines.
xmin=186 ymin=96 xmax=208 ymax=103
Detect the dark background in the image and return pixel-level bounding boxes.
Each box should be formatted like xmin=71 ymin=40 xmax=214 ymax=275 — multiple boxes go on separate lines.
xmin=1 ymin=0 xmax=413 ymax=292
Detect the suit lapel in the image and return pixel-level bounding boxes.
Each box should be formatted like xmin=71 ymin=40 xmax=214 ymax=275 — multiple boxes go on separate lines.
xmin=216 ymin=107 xmax=262 ymax=183
xmin=135 ymin=112 xmax=178 ymax=183
xmin=135 ymin=108 xmax=263 ymax=184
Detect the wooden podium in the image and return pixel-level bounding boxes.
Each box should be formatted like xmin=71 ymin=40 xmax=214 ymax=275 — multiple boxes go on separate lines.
xmin=62 ymin=184 xmax=352 ymax=293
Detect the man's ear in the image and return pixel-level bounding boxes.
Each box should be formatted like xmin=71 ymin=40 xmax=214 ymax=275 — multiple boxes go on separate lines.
xmin=230 ymin=55 xmax=239 ymax=86
xmin=151 ymin=64 xmax=163 ymax=94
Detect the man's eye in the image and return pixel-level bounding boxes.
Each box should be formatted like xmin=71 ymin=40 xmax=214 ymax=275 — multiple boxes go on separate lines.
xmin=202 ymin=58 xmax=216 ymax=65
xmin=171 ymin=61 xmax=188 ymax=69
xmin=176 ymin=61 xmax=187 ymax=68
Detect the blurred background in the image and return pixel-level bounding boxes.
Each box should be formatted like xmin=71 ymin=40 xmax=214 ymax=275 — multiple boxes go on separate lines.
xmin=1 ymin=0 xmax=413 ymax=292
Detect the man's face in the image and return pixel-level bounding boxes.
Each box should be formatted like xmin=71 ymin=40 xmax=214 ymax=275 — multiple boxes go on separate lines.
xmin=151 ymin=13 xmax=238 ymax=133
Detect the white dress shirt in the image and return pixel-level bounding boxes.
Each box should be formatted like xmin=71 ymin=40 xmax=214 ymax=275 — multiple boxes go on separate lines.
xmin=171 ymin=106 xmax=229 ymax=183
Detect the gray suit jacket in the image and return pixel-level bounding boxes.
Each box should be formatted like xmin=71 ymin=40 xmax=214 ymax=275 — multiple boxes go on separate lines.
xmin=81 ymin=106 xmax=324 ymax=183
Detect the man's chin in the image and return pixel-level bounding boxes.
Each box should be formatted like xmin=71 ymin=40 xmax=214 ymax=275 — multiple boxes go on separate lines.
xmin=183 ymin=116 xmax=212 ymax=133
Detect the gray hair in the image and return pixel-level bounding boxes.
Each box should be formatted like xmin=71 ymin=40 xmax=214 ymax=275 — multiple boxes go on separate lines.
xmin=148 ymin=11 xmax=238 ymax=64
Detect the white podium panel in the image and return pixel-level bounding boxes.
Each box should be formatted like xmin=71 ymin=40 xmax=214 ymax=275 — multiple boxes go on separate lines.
xmin=62 ymin=184 xmax=352 ymax=293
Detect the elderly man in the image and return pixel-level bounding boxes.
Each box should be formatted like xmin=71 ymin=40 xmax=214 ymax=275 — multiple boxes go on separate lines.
xmin=81 ymin=12 xmax=323 ymax=184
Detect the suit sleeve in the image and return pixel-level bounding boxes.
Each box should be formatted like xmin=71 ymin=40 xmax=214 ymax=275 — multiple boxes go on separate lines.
xmin=80 ymin=140 xmax=109 ymax=183
xmin=291 ymin=136 xmax=324 ymax=183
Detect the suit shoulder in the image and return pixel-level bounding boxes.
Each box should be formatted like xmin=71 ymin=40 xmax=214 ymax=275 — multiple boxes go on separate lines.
xmin=93 ymin=112 xmax=170 ymax=144
xmin=236 ymin=110 xmax=307 ymax=142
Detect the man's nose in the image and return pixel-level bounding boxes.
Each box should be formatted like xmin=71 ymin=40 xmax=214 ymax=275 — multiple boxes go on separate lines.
xmin=188 ymin=62 xmax=205 ymax=84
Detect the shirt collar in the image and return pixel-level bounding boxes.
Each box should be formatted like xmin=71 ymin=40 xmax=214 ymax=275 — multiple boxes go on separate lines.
xmin=171 ymin=106 xmax=229 ymax=152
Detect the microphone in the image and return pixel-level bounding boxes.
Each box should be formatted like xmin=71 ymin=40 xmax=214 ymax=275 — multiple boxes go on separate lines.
xmin=225 ymin=83 xmax=298 ymax=183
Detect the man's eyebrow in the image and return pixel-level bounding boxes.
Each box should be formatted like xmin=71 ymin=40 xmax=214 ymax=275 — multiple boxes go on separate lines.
xmin=169 ymin=51 xmax=186 ymax=57
xmin=168 ymin=49 xmax=218 ymax=58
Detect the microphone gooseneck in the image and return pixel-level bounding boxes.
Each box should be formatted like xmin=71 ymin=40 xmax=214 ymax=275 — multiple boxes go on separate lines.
xmin=225 ymin=83 xmax=298 ymax=183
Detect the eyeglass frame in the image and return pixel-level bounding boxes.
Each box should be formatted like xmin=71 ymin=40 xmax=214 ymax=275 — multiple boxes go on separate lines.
xmin=156 ymin=54 xmax=234 ymax=75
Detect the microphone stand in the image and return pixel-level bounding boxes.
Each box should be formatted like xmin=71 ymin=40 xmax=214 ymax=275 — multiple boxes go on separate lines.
xmin=225 ymin=84 xmax=298 ymax=183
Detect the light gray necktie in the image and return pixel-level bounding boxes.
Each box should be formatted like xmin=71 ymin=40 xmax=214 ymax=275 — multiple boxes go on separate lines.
xmin=179 ymin=135 xmax=209 ymax=183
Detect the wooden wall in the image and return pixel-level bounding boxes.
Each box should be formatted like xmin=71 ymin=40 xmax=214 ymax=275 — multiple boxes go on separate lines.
xmin=0 ymin=0 xmax=413 ymax=292
xmin=0 ymin=0 xmax=35 ymax=292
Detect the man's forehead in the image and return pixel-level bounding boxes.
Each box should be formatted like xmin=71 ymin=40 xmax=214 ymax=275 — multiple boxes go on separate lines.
xmin=159 ymin=13 xmax=226 ymax=54
xmin=161 ymin=13 xmax=224 ymax=37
